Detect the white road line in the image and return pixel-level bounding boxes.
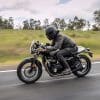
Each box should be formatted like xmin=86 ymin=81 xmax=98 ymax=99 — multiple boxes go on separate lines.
xmin=2 ymin=73 xmax=100 ymax=87
xmin=92 ymin=62 xmax=100 ymax=64
xmin=1 ymin=73 xmax=99 ymax=87
xmin=89 ymin=73 xmax=100 ymax=76
xmin=0 ymin=61 xmax=100 ymax=73
xmin=0 ymin=70 xmax=16 ymax=73
xmin=0 ymin=73 xmax=100 ymax=86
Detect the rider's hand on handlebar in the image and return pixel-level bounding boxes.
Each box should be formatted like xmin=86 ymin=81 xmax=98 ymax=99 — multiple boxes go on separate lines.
xmin=41 ymin=49 xmax=47 ymax=52
xmin=38 ymin=48 xmax=47 ymax=52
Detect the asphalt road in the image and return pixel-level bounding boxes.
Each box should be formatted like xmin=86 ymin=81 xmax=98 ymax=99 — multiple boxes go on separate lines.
xmin=0 ymin=62 xmax=100 ymax=100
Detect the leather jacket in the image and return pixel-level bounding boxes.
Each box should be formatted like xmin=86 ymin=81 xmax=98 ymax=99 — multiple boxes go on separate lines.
xmin=46 ymin=33 xmax=77 ymax=51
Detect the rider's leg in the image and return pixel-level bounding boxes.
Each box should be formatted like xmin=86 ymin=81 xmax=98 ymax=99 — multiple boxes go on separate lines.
xmin=56 ymin=48 xmax=71 ymax=73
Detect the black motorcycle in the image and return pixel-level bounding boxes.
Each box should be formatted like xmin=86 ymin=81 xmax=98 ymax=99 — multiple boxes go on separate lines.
xmin=17 ymin=40 xmax=93 ymax=84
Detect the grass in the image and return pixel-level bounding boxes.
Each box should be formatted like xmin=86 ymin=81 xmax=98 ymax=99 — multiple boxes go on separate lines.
xmin=0 ymin=29 xmax=100 ymax=65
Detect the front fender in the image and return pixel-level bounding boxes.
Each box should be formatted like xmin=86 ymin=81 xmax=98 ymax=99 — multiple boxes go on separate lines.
xmin=23 ymin=57 xmax=42 ymax=68
xmin=24 ymin=57 xmax=35 ymax=62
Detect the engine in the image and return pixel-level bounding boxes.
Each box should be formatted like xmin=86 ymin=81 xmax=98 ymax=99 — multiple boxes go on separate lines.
xmin=47 ymin=58 xmax=64 ymax=74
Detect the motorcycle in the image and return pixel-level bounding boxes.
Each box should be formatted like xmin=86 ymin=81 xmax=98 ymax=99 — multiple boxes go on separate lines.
xmin=17 ymin=40 xmax=93 ymax=84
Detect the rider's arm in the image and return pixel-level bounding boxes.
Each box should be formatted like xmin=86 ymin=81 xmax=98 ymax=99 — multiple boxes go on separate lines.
xmin=46 ymin=36 xmax=64 ymax=51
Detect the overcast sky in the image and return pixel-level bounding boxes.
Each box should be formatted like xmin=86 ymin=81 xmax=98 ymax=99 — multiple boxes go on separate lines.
xmin=0 ymin=0 xmax=100 ymax=27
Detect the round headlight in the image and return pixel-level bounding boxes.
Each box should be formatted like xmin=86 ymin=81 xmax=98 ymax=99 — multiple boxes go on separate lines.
xmin=30 ymin=40 xmax=35 ymax=54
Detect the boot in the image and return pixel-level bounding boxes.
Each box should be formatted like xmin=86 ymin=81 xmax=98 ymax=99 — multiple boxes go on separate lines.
xmin=62 ymin=67 xmax=71 ymax=74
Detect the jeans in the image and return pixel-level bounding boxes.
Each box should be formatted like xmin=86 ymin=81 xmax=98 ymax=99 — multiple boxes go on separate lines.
xmin=51 ymin=47 xmax=77 ymax=69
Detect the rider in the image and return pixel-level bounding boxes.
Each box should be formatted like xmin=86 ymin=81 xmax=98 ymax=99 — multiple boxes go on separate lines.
xmin=45 ymin=26 xmax=78 ymax=74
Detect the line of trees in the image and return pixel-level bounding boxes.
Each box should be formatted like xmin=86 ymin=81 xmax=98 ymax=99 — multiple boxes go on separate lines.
xmin=0 ymin=16 xmax=14 ymax=29
xmin=0 ymin=10 xmax=100 ymax=31
xmin=23 ymin=19 xmax=41 ymax=30
xmin=92 ymin=10 xmax=100 ymax=31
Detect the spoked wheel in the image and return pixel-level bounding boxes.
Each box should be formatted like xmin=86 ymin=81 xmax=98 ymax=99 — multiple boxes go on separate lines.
xmin=17 ymin=58 xmax=42 ymax=84
xmin=73 ymin=55 xmax=91 ymax=77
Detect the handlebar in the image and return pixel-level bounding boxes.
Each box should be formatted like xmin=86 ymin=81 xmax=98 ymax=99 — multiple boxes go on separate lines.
xmin=30 ymin=41 xmax=49 ymax=54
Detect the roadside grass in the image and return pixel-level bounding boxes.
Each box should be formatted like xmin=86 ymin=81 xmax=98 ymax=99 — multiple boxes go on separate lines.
xmin=0 ymin=29 xmax=100 ymax=65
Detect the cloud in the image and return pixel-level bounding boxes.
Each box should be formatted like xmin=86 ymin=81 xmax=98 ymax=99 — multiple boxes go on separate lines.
xmin=58 ymin=0 xmax=71 ymax=4
xmin=0 ymin=0 xmax=38 ymax=14
xmin=91 ymin=0 xmax=100 ymax=10
xmin=0 ymin=0 xmax=100 ymax=26
xmin=52 ymin=0 xmax=100 ymax=19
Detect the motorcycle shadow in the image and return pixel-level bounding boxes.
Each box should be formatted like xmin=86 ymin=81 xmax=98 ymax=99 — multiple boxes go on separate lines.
xmin=17 ymin=75 xmax=97 ymax=90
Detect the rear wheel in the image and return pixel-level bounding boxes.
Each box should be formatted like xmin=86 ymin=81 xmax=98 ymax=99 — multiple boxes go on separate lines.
xmin=17 ymin=58 xmax=42 ymax=84
xmin=73 ymin=55 xmax=91 ymax=77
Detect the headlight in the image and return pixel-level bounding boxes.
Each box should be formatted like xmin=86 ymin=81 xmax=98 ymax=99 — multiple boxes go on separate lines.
xmin=30 ymin=45 xmax=33 ymax=54
xmin=30 ymin=40 xmax=35 ymax=54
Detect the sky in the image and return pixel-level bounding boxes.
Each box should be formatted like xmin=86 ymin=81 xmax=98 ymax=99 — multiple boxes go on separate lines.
xmin=0 ymin=0 xmax=100 ymax=28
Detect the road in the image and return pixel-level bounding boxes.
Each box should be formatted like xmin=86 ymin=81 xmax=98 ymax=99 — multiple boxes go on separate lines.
xmin=0 ymin=62 xmax=100 ymax=100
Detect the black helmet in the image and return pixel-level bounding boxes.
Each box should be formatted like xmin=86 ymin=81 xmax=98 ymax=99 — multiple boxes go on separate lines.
xmin=45 ymin=26 xmax=59 ymax=40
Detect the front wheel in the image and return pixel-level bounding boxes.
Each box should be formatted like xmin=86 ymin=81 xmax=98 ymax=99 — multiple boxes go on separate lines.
xmin=73 ymin=55 xmax=91 ymax=77
xmin=17 ymin=58 xmax=42 ymax=84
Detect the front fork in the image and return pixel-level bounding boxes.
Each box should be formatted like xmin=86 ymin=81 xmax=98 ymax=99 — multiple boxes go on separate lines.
xmin=28 ymin=57 xmax=37 ymax=73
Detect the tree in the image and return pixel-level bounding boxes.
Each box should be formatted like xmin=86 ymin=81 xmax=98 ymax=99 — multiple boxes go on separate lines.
xmin=0 ymin=16 xmax=3 ymax=29
xmin=2 ymin=19 xmax=8 ymax=29
xmin=23 ymin=19 xmax=41 ymax=30
xmin=8 ymin=17 xmax=14 ymax=29
xmin=87 ymin=21 xmax=90 ymax=30
xmin=59 ymin=19 xmax=67 ymax=30
xmin=29 ymin=19 xmax=35 ymax=29
xmin=67 ymin=19 xmax=74 ymax=30
xmin=67 ymin=16 xmax=86 ymax=30
xmin=34 ymin=20 xmax=41 ymax=30
xmin=73 ymin=16 xmax=86 ymax=30
xmin=52 ymin=18 xmax=67 ymax=29
xmin=92 ymin=24 xmax=99 ymax=31
xmin=94 ymin=10 xmax=100 ymax=27
xmin=44 ymin=18 xmax=49 ymax=28
xmin=52 ymin=18 xmax=61 ymax=29
xmin=0 ymin=16 xmax=14 ymax=29
xmin=78 ymin=18 xmax=86 ymax=29
xmin=23 ymin=20 xmax=30 ymax=29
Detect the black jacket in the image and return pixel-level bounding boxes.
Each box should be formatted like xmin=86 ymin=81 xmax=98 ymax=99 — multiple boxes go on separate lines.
xmin=47 ymin=33 xmax=77 ymax=51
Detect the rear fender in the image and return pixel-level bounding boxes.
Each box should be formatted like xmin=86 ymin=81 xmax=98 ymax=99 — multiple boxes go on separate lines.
xmin=77 ymin=46 xmax=93 ymax=58
xmin=84 ymin=48 xmax=93 ymax=58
